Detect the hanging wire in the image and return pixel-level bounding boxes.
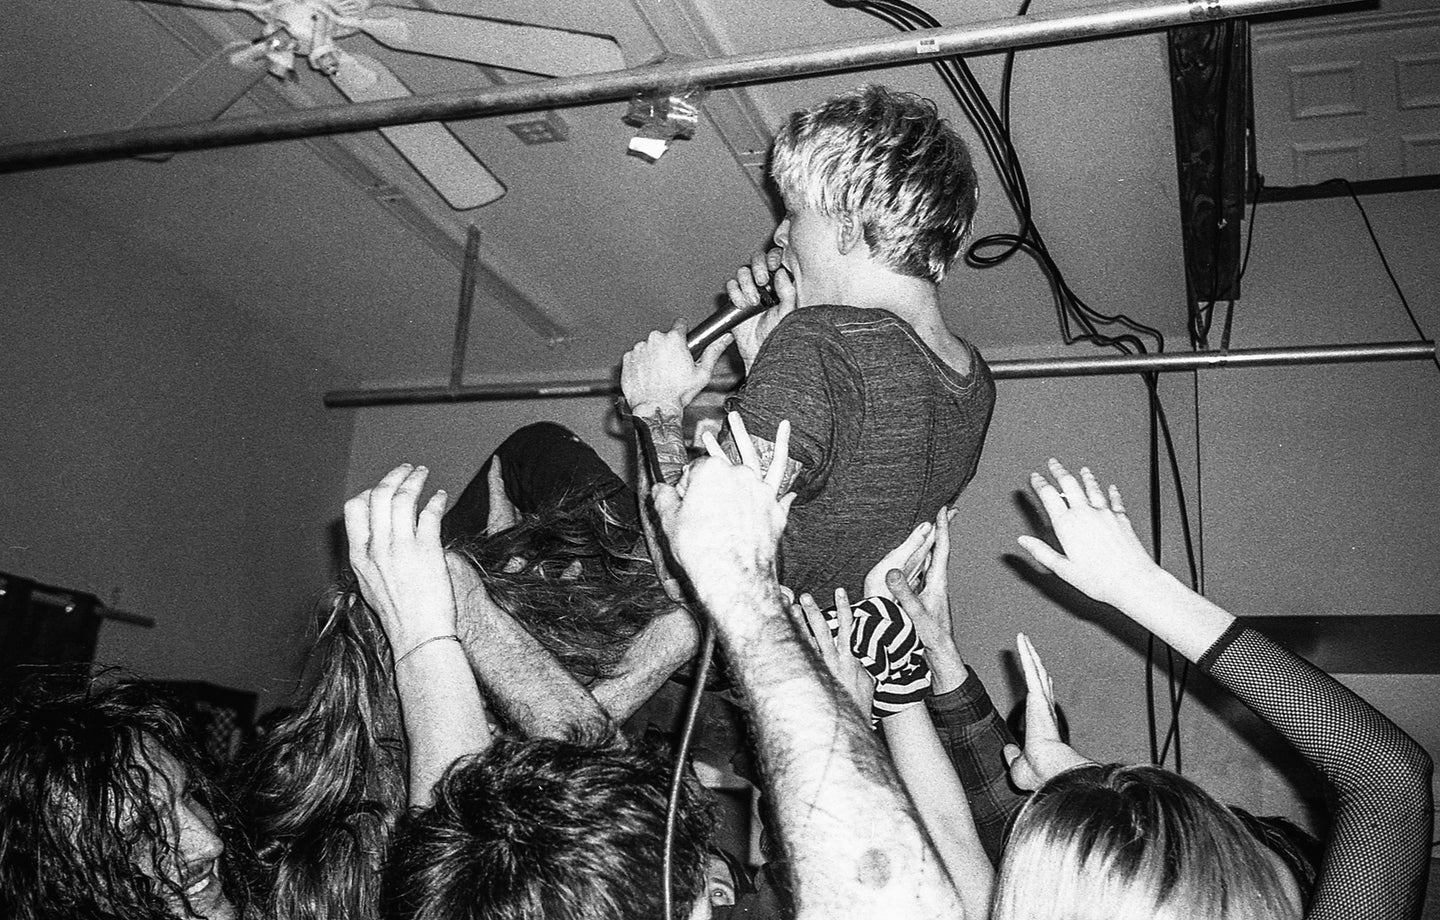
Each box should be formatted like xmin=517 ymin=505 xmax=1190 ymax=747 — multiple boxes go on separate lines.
xmin=1326 ymin=178 xmax=1440 ymax=374
xmin=662 ymin=621 xmax=717 ymax=920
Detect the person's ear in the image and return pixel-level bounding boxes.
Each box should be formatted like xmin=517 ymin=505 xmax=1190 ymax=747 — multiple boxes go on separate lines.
xmin=836 ymin=213 xmax=864 ymax=255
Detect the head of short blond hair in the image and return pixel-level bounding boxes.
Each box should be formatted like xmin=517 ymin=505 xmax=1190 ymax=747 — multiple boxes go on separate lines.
xmin=768 ymin=83 xmax=978 ymax=284
xmin=990 ymin=763 xmax=1303 ymax=920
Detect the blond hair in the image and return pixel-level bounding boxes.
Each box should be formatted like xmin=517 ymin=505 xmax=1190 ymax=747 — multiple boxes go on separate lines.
xmin=769 ymin=84 xmax=978 ymax=283
xmin=991 ymin=764 xmax=1303 ymax=920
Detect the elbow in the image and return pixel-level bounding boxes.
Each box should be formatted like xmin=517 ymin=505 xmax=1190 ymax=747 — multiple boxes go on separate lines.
xmin=1395 ymin=733 xmax=1433 ymax=801
xmin=1361 ymin=731 xmax=1435 ymax=820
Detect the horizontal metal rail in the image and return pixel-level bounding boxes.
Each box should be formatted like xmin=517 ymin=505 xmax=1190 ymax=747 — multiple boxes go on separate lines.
xmin=0 ymin=0 xmax=1344 ymax=171
xmin=322 ymin=339 xmax=1437 ymax=407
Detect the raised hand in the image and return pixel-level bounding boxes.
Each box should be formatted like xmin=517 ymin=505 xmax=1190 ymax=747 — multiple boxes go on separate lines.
xmin=862 ymin=517 xmax=935 ymax=600
xmin=883 ymin=507 xmax=966 ymax=691
xmin=652 ymin=417 xmax=795 ymax=606
xmin=343 ymin=463 xmax=456 ymax=664
xmin=1016 ymin=459 xmax=1162 ymax=610
xmin=621 ymin=318 xmax=732 ymax=414
xmin=796 ymin=588 xmax=875 ymax=717
xmin=1002 ymin=633 xmax=1093 ymax=791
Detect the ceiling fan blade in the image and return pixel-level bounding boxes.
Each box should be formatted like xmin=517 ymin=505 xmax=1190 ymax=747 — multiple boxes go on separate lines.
xmin=331 ymin=51 xmax=505 ymax=209
xmin=133 ymin=0 xmax=262 ymax=13
xmin=362 ymin=7 xmax=624 ymax=76
xmin=129 ymin=40 xmax=269 ymax=161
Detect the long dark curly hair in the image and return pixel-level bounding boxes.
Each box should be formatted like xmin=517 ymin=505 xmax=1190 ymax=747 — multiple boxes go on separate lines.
xmin=0 ymin=674 xmax=255 ymax=920
xmin=446 ymin=491 xmax=672 ymax=686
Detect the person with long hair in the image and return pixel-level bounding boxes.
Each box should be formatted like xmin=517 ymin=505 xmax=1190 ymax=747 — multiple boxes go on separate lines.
xmin=0 ymin=676 xmax=253 ymax=920
xmin=236 ymin=460 xmax=696 ymax=920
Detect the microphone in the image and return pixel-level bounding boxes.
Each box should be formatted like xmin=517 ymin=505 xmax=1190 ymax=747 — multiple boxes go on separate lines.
xmin=685 ymin=276 xmax=783 ymax=358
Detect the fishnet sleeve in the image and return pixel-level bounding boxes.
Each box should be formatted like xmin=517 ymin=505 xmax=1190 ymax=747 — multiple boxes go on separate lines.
xmin=1200 ymin=625 xmax=1433 ymax=920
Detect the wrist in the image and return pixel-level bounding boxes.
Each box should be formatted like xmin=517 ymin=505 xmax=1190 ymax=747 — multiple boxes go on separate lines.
xmin=698 ymin=582 xmax=784 ymax=637
xmin=925 ymin=644 xmax=969 ymax=695
xmin=628 ymin=399 xmax=686 ymax=418
xmin=394 ymin=633 xmax=462 ymax=667
xmin=1105 ymin=565 xmax=1186 ymax=609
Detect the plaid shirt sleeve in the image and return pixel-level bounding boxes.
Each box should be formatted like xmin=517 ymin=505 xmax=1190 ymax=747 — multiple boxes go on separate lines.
xmin=924 ymin=671 xmax=1029 ymax=864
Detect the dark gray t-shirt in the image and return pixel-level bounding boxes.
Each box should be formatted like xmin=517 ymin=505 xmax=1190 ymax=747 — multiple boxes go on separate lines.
xmin=729 ymin=304 xmax=995 ymax=599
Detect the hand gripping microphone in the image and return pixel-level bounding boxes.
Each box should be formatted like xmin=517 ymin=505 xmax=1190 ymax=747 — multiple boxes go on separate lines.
xmin=684 ymin=277 xmax=781 ymax=358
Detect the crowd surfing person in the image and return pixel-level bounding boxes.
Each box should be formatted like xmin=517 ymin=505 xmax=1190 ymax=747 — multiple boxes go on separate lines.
xmin=236 ymin=455 xmax=700 ymax=920
xmin=325 ymin=443 xmax=963 ymax=920
xmin=0 ymin=678 xmax=253 ymax=920
xmin=623 ymin=82 xmax=996 ymax=601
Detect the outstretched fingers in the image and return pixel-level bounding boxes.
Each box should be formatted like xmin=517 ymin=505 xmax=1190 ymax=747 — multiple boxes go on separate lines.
xmin=833 ymin=588 xmax=856 ymax=656
xmin=764 ymin=420 xmax=791 ymax=491
xmin=701 ymin=430 xmax=726 ymax=460
xmin=727 ymin=411 xmax=762 ymax=471
xmin=389 ymin=464 xmax=430 ymax=536
xmin=1078 ymin=466 xmax=1107 ymax=509
xmin=1049 ymin=458 xmax=1088 ymax=507
xmin=1028 ymin=470 xmax=1069 ymax=525
xmin=1015 ymin=534 xmax=1067 ymax=578
xmin=1018 ymin=632 xmax=1061 ymax=743
xmin=416 ymin=488 xmax=447 ymax=546
xmin=798 ymin=593 xmax=837 ymax=664
xmin=343 ymin=490 xmax=372 ymax=568
xmin=368 ymin=463 xmax=415 ymax=549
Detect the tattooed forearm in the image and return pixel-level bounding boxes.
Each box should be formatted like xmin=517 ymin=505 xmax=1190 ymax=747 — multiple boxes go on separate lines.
xmin=634 ymin=406 xmax=689 ymax=486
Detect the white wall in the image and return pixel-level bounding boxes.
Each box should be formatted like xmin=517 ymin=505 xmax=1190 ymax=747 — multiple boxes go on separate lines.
xmin=0 ymin=185 xmax=355 ymax=710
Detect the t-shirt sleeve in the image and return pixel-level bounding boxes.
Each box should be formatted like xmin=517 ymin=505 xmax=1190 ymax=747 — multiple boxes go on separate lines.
xmin=728 ymin=311 xmax=853 ymax=503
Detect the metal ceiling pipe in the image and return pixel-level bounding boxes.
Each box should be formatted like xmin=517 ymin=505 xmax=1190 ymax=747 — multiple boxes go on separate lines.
xmin=322 ymin=340 xmax=1437 ymax=407
xmin=1 ymin=0 xmax=1345 ymax=171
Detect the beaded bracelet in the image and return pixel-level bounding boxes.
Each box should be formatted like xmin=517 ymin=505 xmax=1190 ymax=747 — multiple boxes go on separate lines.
xmin=395 ymin=633 xmax=461 ymax=667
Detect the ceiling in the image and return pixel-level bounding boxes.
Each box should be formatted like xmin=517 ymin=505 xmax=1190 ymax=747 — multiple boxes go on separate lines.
xmin=1 ymin=0 xmax=1425 ymax=398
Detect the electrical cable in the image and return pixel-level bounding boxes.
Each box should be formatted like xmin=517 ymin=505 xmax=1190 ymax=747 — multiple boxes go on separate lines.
xmin=1192 ymin=174 xmax=1263 ymax=349
xmin=662 ymin=621 xmax=717 ymax=920
xmin=827 ymin=0 xmax=1166 ymax=357
xmin=1326 ymin=178 xmax=1439 ymax=374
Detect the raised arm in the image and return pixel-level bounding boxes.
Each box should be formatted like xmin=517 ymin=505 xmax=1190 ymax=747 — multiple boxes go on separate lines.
xmin=1018 ymin=459 xmax=1434 ymax=920
xmin=344 ymin=464 xmax=490 ymax=806
xmin=653 ymin=430 xmax=967 ymax=920
xmin=447 ymin=554 xmax=612 ymax=740
xmin=853 ymin=524 xmax=995 ymax=916
xmin=620 ymin=319 xmax=731 ymax=486
xmin=878 ymin=510 xmax=1029 ymax=862
xmin=588 ymin=605 xmax=699 ymax=723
